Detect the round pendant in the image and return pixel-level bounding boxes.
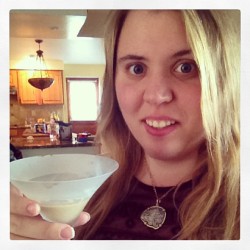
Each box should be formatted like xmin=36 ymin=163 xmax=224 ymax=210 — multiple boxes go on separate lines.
xmin=140 ymin=205 xmax=166 ymax=230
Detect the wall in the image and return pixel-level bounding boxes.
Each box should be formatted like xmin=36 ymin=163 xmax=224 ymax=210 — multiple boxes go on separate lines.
xmin=9 ymin=63 xmax=105 ymax=126
xmin=10 ymin=95 xmax=64 ymax=125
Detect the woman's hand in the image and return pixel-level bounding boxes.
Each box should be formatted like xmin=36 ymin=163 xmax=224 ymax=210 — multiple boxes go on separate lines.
xmin=10 ymin=184 xmax=90 ymax=240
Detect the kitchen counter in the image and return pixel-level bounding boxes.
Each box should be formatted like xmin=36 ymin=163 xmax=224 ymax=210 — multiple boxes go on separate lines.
xmin=11 ymin=136 xmax=100 ymax=158
xmin=11 ymin=137 xmax=96 ymax=150
xmin=10 ymin=125 xmax=30 ymax=129
xmin=10 ymin=121 xmax=101 ymax=158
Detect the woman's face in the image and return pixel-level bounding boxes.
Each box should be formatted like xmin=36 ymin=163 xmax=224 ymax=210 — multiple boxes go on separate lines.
xmin=115 ymin=11 xmax=204 ymax=162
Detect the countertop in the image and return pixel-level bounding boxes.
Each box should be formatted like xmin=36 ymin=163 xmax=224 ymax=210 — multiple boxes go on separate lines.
xmin=11 ymin=137 xmax=97 ymax=150
xmin=10 ymin=125 xmax=30 ymax=129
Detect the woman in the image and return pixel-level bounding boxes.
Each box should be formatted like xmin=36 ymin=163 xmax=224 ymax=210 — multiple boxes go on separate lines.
xmin=10 ymin=10 xmax=240 ymax=240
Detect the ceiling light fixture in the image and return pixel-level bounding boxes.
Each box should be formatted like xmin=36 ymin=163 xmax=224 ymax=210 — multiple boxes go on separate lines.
xmin=28 ymin=39 xmax=54 ymax=90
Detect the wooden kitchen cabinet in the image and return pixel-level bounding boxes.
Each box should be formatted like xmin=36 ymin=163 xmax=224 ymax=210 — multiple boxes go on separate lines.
xmin=15 ymin=70 xmax=64 ymax=104
xmin=10 ymin=70 xmax=18 ymax=87
xmin=42 ymin=70 xmax=64 ymax=104
xmin=17 ymin=70 xmax=38 ymax=104
xmin=10 ymin=127 xmax=26 ymax=137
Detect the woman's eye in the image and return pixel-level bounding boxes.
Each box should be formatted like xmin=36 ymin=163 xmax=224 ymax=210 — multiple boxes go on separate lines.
xmin=175 ymin=62 xmax=196 ymax=74
xmin=129 ymin=64 xmax=144 ymax=75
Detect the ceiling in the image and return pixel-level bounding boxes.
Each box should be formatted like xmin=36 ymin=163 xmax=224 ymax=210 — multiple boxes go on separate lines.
xmin=10 ymin=10 xmax=110 ymax=65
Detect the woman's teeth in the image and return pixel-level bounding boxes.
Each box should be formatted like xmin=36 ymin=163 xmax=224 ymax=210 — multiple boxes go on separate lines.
xmin=145 ymin=119 xmax=176 ymax=129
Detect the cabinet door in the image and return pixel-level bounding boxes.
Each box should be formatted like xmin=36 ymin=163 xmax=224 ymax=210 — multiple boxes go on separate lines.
xmin=42 ymin=70 xmax=64 ymax=104
xmin=10 ymin=70 xmax=18 ymax=87
xmin=10 ymin=128 xmax=26 ymax=137
xmin=17 ymin=70 xmax=38 ymax=104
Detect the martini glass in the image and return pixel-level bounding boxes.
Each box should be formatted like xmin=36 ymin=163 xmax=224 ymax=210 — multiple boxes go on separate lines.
xmin=10 ymin=154 xmax=118 ymax=225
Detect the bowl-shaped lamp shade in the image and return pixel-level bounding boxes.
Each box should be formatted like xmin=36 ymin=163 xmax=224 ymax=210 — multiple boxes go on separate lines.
xmin=28 ymin=78 xmax=54 ymax=90
xmin=28 ymin=77 xmax=54 ymax=90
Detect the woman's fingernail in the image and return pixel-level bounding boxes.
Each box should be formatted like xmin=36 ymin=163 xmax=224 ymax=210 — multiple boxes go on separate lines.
xmin=26 ymin=203 xmax=40 ymax=215
xmin=81 ymin=212 xmax=91 ymax=224
xmin=60 ymin=226 xmax=75 ymax=240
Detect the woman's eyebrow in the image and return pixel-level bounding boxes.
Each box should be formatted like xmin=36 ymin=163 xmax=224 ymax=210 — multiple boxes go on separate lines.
xmin=171 ymin=49 xmax=192 ymax=58
xmin=117 ymin=54 xmax=146 ymax=63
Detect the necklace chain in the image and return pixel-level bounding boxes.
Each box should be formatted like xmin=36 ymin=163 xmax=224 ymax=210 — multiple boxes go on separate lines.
xmin=146 ymin=162 xmax=175 ymax=205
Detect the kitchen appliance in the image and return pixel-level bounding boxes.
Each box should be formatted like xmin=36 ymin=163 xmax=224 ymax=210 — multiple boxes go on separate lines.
xmin=58 ymin=121 xmax=72 ymax=141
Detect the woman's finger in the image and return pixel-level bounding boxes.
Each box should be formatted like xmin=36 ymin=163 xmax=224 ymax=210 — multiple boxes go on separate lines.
xmin=10 ymin=233 xmax=38 ymax=240
xmin=11 ymin=214 xmax=75 ymax=240
xmin=10 ymin=184 xmax=75 ymax=240
xmin=10 ymin=184 xmax=40 ymax=217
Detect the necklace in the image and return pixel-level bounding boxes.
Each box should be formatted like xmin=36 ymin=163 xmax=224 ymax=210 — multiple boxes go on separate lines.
xmin=140 ymin=164 xmax=175 ymax=230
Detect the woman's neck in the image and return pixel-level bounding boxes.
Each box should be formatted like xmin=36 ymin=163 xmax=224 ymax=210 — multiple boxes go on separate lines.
xmin=136 ymin=153 xmax=201 ymax=187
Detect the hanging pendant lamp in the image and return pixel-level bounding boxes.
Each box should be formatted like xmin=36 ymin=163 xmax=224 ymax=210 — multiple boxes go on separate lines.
xmin=28 ymin=39 xmax=54 ymax=90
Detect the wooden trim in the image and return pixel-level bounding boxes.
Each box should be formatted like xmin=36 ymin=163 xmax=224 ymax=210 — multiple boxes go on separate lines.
xmin=70 ymin=121 xmax=97 ymax=135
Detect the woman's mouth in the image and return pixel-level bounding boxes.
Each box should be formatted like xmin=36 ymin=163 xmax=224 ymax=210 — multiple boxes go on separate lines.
xmin=145 ymin=119 xmax=176 ymax=129
xmin=143 ymin=118 xmax=178 ymax=136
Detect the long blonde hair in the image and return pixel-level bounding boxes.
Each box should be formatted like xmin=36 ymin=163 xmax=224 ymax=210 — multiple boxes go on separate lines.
xmin=76 ymin=10 xmax=240 ymax=240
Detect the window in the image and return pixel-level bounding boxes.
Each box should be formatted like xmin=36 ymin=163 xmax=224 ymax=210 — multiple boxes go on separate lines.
xmin=66 ymin=78 xmax=99 ymax=134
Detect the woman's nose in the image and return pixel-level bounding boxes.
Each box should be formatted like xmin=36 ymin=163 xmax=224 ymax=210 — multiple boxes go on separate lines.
xmin=143 ymin=76 xmax=174 ymax=105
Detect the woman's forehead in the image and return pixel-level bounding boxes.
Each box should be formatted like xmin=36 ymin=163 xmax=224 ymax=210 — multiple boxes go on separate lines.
xmin=116 ymin=10 xmax=189 ymax=58
xmin=118 ymin=10 xmax=185 ymax=41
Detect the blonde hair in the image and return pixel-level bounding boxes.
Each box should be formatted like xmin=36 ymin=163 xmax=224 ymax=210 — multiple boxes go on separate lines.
xmin=76 ymin=10 xmax=240 ymax=240
xmin=178 ymin=10 xmax=240 ymax=239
